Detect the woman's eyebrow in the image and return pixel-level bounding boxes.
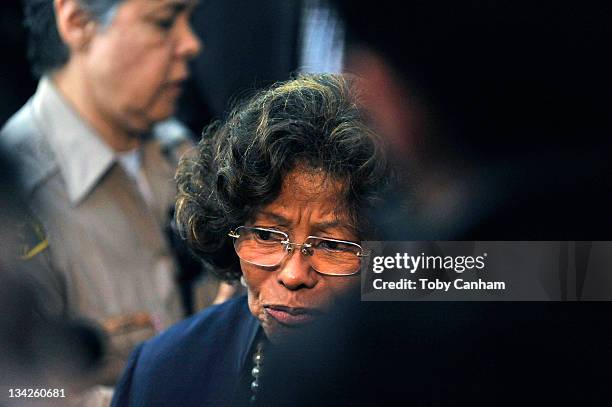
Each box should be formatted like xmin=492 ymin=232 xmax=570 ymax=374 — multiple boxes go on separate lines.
xmin=256 ymin=211 xmax=290 ymax=226
xmin=312 ymin=221 xmax=342 ymax=231
xmin=150 ymin=0 xmax=198 ymax=14
xmin=312 ymin=221 xmax=359 ymax=238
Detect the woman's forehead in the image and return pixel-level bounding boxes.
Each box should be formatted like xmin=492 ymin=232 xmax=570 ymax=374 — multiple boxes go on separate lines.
xmin=280 ymin=167 xmax=345 ymax=198
xmin=276 ymin=173 xmax=345 ymax=216
xmin=250 ymin=169 xmax=357 ymax=233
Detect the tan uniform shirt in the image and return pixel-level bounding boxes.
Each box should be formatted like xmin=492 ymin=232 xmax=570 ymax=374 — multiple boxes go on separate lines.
xmin=1 ymin=77 xmax=190 ymax=384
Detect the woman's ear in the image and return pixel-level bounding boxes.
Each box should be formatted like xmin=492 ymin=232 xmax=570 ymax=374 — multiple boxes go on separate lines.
xmin=54 ymin=0 xmax=97 ymax=53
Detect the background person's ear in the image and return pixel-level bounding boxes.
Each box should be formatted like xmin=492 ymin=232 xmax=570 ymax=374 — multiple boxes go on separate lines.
xmin=54 ymin=0 xmax=97 ymax=53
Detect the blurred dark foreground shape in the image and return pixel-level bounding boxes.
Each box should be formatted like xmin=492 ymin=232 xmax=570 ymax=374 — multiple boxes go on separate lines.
xmin=333 ymin=0 xmax=612 ymax=241
xmin=0 ymin=151 xmax=105 ymax=404
xmin=260 ymin=300 xmax=611 ymax=407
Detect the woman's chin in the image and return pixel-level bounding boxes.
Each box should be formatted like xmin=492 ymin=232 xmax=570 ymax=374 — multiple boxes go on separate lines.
xmin=261 ymin=318 xmax=312 ymax=344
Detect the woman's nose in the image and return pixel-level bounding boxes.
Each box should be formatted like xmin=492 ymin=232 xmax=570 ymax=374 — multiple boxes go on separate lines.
xmin=276 ymin=248 xmax=317 ymax=290
xmin=175 ymin=17 xmax=202 ymax=59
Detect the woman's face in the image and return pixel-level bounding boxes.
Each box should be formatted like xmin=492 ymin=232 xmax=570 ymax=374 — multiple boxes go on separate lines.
xmin=241 ymin=170 xmax=361 ymax=342
xmin=80 ymin=0 xmax=201 ymax=133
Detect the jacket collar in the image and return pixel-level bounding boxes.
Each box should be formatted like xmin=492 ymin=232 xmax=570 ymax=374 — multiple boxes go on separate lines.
xmin=32 ymin=76 xmax=116 ymax=206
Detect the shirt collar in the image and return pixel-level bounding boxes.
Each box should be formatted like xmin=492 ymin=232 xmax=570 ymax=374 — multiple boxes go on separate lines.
xmin=32 ymin=76 xmax=116 ymax=206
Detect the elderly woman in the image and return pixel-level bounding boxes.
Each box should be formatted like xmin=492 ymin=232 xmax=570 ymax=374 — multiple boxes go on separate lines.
xmin=112 ymin=74 xmax=391 ymax=406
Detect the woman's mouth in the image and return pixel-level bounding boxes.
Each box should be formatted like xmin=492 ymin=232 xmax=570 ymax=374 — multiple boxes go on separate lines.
xmin=263 ymin=305 xmax=322 ymax=326
xmin=164 ymin=82 xmax=184 ymax=98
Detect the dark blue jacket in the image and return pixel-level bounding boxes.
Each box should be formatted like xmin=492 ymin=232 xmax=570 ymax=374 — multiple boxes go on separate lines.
xmin=111 ymin=296 xmax=260 ymax=406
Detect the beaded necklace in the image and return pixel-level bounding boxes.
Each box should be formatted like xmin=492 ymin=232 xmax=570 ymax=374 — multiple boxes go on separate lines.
xmin=249 ymin=341 xmax=265 ymax=404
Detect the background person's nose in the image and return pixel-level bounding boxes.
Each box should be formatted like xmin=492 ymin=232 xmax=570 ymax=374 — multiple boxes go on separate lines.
xmin=276 ymin=248 xmax=317 ymax=290
xmin=175 ymin=18 xmax=202 ymax=59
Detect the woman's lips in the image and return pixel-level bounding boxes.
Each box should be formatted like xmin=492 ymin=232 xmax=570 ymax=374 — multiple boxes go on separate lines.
xmin=164 ymin=82 xmax=183 ymax=98
xmin=264 ymin=305 xmax=321 ymax=326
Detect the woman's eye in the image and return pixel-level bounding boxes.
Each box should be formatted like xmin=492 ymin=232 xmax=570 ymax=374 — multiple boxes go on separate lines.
xmin=317 ymin=240 xmax=341 ymax=250
xmin=154 ymin=18 xmax=175 ymax=31
xmin=253 ymin=230 xmax=283 ymax=242
xmin=255 ymin=230 xmax=271 ymax=240
xmin=315 ymin=240 xmax=359 ymax=254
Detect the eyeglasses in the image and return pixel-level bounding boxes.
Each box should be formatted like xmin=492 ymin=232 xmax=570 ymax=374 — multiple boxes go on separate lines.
xmin=228 ymin=226 xmax=368 ymax=276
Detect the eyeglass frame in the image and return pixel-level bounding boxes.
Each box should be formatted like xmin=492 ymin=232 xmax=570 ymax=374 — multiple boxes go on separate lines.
xmin=227 ymin=226 xmax=369 ymax=276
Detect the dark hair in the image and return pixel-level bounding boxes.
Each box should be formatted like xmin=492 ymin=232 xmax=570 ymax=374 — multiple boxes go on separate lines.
xmin=175 ymin=74 xmax=391 ymax=281
xmin=23 ymin=0 xmax=122 ymax=77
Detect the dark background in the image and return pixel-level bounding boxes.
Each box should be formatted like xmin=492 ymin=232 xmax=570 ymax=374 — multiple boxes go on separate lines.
xmin=0 ymin=1 xmax=37 ymax=127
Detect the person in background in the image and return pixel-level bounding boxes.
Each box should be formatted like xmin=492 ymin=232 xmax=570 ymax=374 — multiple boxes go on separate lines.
xmin=0 ymin=0 xmax=230 ymax=402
